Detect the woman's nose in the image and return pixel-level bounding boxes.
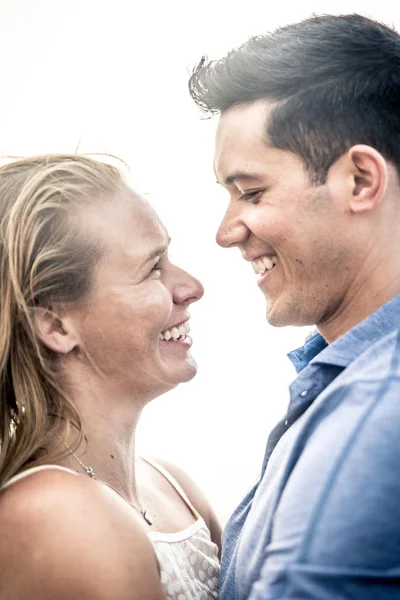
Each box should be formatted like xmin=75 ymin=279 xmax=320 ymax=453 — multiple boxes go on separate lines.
xmin=173 ymin=270 xmax=204 ymax=306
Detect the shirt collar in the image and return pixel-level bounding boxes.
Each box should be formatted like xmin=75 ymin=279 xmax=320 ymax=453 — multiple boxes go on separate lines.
xmin=288 ymin=293 xmax=400 ymax=373
xmin=288 ymin=331 xmax=328 ymax=374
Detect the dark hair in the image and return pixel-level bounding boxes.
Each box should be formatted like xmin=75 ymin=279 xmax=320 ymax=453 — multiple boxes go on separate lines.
xmin=189 ymin=14 xmax=400 ymax=183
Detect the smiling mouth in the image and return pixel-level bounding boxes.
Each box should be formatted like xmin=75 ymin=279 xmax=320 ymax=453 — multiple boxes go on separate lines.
xmin=159 ymin=321 xmax=190 ymax=341
xmin=251 ymin=255 xmax=277 ymax=275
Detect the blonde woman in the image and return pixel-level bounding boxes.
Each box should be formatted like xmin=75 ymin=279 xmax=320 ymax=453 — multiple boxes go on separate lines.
xmin=0 ymin=155 xmax=220 ymax=600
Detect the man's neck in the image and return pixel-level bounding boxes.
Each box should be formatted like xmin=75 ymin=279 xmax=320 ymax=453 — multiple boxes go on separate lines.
xmin=318 ymin=265 xmax=400 ymax=343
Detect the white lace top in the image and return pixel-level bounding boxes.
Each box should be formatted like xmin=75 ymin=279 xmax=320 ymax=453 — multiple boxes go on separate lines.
xmin=1 ymin=462 xmax=220 ymax=600
xmin=144 ymin=458 xmax=219 ymax=599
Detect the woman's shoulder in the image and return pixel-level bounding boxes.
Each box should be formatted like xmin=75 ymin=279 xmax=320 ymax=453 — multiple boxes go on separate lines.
xmin=0 ymin=466 xmax=164 ymax=600
xmin=0 ymin=464 xmax=118 ymax=520
xmin=0 ymin=464 xmax=89 ymax=519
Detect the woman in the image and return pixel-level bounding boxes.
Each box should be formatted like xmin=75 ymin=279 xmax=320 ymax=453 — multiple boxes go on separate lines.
xmin=0 ymin=154 xmax=220 ymax=600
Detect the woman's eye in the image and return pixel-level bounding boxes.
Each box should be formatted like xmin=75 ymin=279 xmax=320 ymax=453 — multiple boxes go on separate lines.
xmin=152 ymin=260 xmax=162 ymax=272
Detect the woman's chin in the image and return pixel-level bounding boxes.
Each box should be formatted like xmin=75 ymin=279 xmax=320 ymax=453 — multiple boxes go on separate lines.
xmin=143 ymin=358 xmax=197 ymax=399
xmin=166 ymin=357 xmax=198 ymax=387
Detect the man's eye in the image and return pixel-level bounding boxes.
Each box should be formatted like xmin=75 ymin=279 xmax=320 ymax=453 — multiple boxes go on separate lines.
xmin=239 ymin=190 xmax=262 ymax=202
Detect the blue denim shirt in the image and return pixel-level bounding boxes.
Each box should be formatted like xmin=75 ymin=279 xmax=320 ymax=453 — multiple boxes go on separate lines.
xmin=221 ymin=294 xmax=400 ymax=600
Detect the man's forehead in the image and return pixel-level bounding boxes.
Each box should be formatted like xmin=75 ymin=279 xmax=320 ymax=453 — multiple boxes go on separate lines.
xmin=217 ymin=99 xmax=275 ymax=136
xmin=214 ymin=102 xmax=275 ymax=185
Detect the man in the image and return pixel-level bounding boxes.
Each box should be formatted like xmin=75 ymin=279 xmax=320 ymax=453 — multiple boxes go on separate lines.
xmin=189 ymin=14 xmax=400 ymax=599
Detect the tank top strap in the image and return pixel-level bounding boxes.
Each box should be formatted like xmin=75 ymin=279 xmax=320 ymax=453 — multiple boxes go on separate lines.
xmin=1 ymin=464 xmax=78 ymax=492
xmin=141 ymin=457 xmax=201 ymax=520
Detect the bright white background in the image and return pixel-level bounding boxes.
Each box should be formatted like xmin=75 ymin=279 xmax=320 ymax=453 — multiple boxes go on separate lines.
xmin=1 ymin=0 xmax=399 ymax=523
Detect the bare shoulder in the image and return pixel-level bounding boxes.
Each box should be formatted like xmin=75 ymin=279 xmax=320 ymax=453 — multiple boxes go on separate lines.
xmin=144 ymin=457 xmax=222 ymax=551
xmin=0 ymin=467 xmax=165 ymax=600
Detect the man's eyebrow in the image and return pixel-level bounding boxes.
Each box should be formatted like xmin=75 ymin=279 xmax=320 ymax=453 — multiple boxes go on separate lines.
xmin=217 ymin=172 xmax=263 ymax=186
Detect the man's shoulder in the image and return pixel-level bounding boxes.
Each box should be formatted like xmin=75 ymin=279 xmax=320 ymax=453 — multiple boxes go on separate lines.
xmin=285 ymin=326 xmax=400 ymax=522
xmin=263 ymin=327 xmax=400 ymax=583
xmin=324 ymin=327 xmax=400 ymax=403
xmin=273 ymin=327 xmax=400 ymax=542
xmin=347 ymin=326 xmax=400 ymax=378
xmin=308 ymin=328 xmax=400 ymax=456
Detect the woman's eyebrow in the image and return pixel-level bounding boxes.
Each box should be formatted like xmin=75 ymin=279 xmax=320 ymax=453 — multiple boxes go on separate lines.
xmin=143 ymin=237 xmax=171 ymax=264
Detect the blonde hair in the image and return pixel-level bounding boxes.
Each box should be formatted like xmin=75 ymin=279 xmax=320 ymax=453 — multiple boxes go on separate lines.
xmin=0 ymin=154 xmax=125 ymax=486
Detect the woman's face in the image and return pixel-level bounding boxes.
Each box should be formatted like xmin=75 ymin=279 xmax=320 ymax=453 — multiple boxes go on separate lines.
xmin=68 ymin=187 xmax=204 ymax=402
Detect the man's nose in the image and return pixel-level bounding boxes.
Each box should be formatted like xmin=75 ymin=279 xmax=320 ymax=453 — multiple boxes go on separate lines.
xmin=216 ymin=207 xmax=248 ymax=249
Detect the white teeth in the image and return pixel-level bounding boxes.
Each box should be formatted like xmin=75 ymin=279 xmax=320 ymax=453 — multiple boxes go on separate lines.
xmin=263 ymin=256 xmax=274 ymax=270
xmin=160 ymin=321 xmax=190 ymax=341
xmin=251 ymin=256 xmax=277 ymax=276
xmin=171 ymin=327 xmax=180 ymax=340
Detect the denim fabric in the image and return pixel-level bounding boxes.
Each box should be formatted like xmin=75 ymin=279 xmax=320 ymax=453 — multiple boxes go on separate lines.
xmin=221 ymin=294 xmax=400 ymax=599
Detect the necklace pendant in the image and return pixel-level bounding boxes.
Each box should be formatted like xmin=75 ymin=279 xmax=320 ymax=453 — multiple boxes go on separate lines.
xmin=84 ymin=466 xmax=96 ymax=478
xmin=141 ymin=509 xmax=153 ymax=526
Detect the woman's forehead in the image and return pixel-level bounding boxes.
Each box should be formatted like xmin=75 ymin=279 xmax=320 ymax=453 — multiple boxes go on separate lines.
xmin=78 ymin=188 xmax=168 ymax=265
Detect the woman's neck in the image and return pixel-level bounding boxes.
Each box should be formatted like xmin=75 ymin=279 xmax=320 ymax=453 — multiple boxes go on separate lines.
xmin=54 ymin=372 xmax=145 ymax=506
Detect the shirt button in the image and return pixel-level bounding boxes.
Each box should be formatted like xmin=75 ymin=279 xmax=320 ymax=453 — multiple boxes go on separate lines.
xmin=300 ymin=390 xmax=308 ymax=397
xmin=284 ymin=419 xmax=288 ymax=426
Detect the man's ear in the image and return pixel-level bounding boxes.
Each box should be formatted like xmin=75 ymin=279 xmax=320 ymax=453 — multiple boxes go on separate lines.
xmin=32 ymin=306 xmax=79 ymax=355
xmin=347 ymin=145 xmax=388 ymax=214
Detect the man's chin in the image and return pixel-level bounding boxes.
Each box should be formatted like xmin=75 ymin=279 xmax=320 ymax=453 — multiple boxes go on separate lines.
xmin=267 ymin=303 xmax=320 ymax=328
xmin=266 ymin=313 xmax=291 ymax=328
xmin=266 ymin=301 xmax=304 ymax=328
xmin=265 ymin=301 xmax=288 ymax=327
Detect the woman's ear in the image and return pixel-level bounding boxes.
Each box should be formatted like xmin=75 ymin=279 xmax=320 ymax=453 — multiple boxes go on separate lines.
xmin=347 ymin=145 xmax=388 ymax=213
xmin=32 ymin=306 xmax=79 ymax=355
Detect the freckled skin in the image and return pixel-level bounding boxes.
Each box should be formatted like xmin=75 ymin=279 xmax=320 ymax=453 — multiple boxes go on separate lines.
xmin=66 ymin=189 xmax=204 ymax=404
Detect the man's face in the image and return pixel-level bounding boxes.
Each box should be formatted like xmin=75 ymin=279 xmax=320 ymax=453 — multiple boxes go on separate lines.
xmin=214 ymin=100 xmax=358 ymax=329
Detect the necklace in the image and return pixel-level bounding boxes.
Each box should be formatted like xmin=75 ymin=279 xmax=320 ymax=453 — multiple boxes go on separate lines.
xmin=58 ymin=437 xmax=153 ymax=526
